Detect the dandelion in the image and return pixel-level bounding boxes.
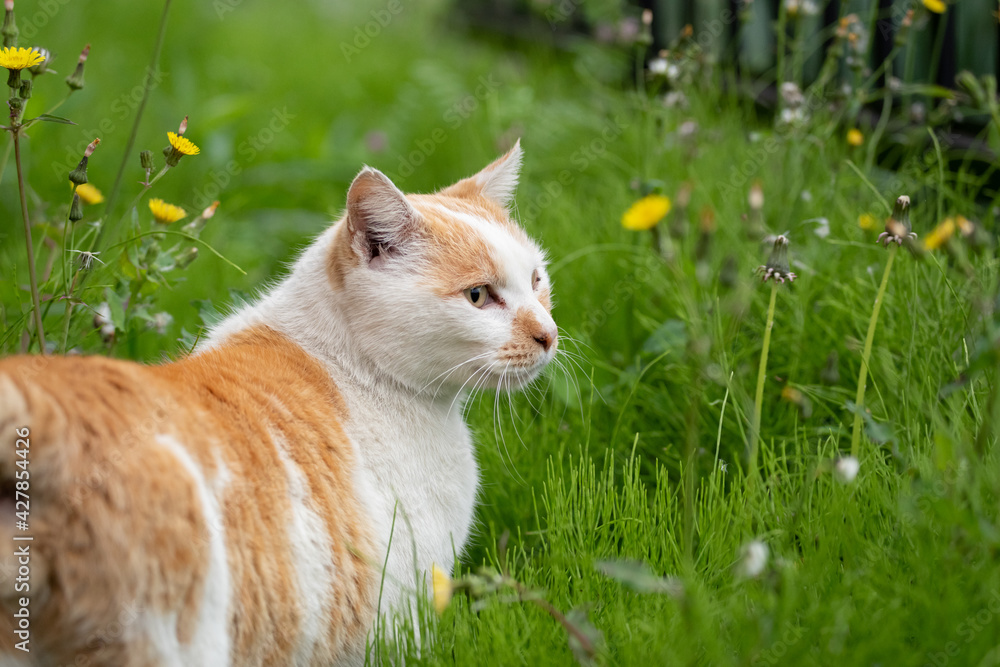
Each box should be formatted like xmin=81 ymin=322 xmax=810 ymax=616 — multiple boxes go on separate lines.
xmin=75 ymin=183 xmax=103 ymax=205
xmin=750 ymin=235 xmax=796 ymax=482
xmin=431 ymin=564 xmax=453 ymax=615
xmin=858 ymin=213 xmax=876 ymax=230
xmin=757 ymin=235 xmax=797 ymax=283
xmin=737 ymin=540 xmax=769 ymax=578
xmin=164 ymin=117 xmax=200 ymax=167
xmin=847 ymin=128 xmax=864 ymax=146
xmin=68 ymin=249 xmax=104 ymax=270
xmin=0 ymin=46 xmax=43 ymax=70
xmin=27 ymin=46 xmax=49 ymax=76
xmin=834 ymin=456 xmax=860 ymax=484
xmin=852 ymin=195 xmax=910 ymax=459
xmin=922 ymin=0 xmax=946 ymax=13
xmin=877 ymin=195 xmax=916 ymax=246
xmin=622 ymin=194 xmax=671 ymax=231
xmin=149 ymin=198 xmax=187 ymax=225
xmin=923 ymin=217 xmax=956 ymax=250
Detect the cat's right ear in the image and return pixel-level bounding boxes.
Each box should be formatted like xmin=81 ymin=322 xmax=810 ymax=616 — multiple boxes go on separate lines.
xmin=346 ymin=167 xmax=418 ymax=266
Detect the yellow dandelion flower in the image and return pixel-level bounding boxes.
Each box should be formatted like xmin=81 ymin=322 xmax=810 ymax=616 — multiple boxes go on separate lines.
xmin=847 ymin=128 xmax=864 ymax=146
xmin=923 ymin=217 xmax=955 ymax=250
xmin=0 ymin=47 xmax=46 ymax=71
xmin=74 ymin=183 xmax=104 ymax=205
xmin=858 ymin=213 xmax=877 ymax=230
xmin=167 ymin=132 xmax=200 ymax=156
xmin=431 ymin=564 xmax=453 ymax=615
xmin=149 ymin=198 xmax=187 ymax=225
xmin=622 ymin=194 xmax=672 ymax=231
xmin=922 ymin=0 xmax=946 ymax=13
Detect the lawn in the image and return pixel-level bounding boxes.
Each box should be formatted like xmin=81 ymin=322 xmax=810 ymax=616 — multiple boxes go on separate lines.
xmin=2 ymin=1 xmax=999 ymax=665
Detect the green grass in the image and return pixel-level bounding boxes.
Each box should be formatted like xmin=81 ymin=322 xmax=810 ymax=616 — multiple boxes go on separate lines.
xmin=3 ymin=1 xmax=1000 ymax=665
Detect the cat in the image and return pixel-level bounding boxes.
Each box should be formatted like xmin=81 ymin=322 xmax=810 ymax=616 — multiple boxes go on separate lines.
xmin=0 ymin=141 xmax=557 ymax=666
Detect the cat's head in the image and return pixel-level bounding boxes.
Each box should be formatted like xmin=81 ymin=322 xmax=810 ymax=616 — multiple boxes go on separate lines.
xmin=328 ymin=141 xmax=556 ymax=395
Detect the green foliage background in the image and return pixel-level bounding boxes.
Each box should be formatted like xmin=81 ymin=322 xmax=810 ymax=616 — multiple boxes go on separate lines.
xmin=2 ymin=0 xmax=1000 ymax=665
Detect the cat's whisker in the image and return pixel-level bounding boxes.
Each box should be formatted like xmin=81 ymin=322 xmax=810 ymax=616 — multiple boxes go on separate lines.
xmin=492 ymin=362 xmax=526 ymax=484
xmin=416 ymin=352 xmax=495 ymax=400
xmin=447 ymin=360 xmax=495 ymax=418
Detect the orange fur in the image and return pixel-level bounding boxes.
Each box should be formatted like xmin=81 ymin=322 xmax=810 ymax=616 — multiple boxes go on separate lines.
xmin=0 ymin=326 xmax=375 ymax=666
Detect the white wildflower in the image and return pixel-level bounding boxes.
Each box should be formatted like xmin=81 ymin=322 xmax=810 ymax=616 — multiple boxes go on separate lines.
xmin=738 ymin=540 xmax=769 ymax=578
xmin=834 ymin=456 xmax=860 ymax=484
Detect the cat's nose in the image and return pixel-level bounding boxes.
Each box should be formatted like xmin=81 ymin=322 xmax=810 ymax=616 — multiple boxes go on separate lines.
xmin=533 ymin=327 xmax=557 ymax=352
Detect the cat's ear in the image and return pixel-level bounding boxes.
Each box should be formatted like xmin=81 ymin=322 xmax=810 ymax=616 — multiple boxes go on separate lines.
xmin=439 ymin=139 xmax=523 ymax=208
xmin=346 ymin=167 xmax=418 ymax=265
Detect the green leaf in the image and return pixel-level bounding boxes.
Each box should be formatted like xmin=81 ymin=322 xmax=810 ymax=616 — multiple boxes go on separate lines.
xmin=104 ymin=288 xmax=126 ymax=332
xmin=595 ymin=559 xmax=683 ymax=595
xmin=25 ymin=113 xmax=77 ymax=126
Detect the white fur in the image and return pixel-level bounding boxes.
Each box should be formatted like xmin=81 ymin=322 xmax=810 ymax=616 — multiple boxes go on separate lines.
xmin=271 ymin=430 xmax=336 ymax=665
xmin=200 ymin=148 xmax=553 ymax=655
xmin=152 ymin=434 xmax=232 ymax=667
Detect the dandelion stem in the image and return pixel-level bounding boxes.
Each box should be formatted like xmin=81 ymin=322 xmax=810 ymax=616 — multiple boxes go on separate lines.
xmin=749 ymin=282 xmax=778 ymax=482
xmin=13 ymin=130 xmax=46 ymax=353
xmin=99 ymin=0 xmax=172 ymax=244
xmin=851 ymin=244 xmax=898 ymax=458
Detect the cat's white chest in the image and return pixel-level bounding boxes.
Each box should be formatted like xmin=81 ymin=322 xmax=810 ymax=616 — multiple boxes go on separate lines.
xmin=340 ymin=387 xmax=479 ymax=604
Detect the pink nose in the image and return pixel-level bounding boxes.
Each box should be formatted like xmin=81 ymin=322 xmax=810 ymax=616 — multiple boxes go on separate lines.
xmin=533 ymin=328 xmax=557 ymax=352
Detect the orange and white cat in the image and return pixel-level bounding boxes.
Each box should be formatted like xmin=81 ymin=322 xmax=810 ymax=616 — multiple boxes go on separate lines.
xmin=0 ymin=141 xmax=556 ymax=666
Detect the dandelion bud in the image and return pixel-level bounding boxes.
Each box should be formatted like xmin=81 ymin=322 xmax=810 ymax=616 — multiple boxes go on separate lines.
xmin=68 ymin=193 xmax=84 ymax=222
xmin=748 ymin=181 xmax=764 ymax=211
xmin=17 ymin=77 xmax=29 ymax=99
xmin=68 ymin=139 xmax=99 ymax=185
xmin=877 ymin=195 xmax=916 ymax=247
xmin=65 ymin=44 xmax=89 ymax=91
xmin=175 ymin=246 xmax=199 ymax=269
xmin=758 ymin=234 xmax=797 ymax=283
xmin=140 ymin=149 xmax=154 ymax=170
xmin=2 ymin=0 xmax=18 ymax=49
xmin=27 ymin=46 xmax=49 ymax=75
xmin=8 ymin=94 xmax=21 ymax=111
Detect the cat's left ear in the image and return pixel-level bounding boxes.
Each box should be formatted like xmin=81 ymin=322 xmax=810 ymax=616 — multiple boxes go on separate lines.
xmin=438 ymin=139 xmax=523 ymax=208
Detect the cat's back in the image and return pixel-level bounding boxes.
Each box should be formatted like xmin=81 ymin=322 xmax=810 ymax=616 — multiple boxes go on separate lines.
xmin=0 ymin=326 xmax=377 ymax=666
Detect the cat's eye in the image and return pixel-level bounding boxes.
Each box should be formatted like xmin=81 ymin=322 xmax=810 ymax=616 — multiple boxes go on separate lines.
xmin=464 ymin=285 xmax=490 ymax=308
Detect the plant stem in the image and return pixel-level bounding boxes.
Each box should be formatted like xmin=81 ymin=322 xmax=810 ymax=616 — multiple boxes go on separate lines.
xmin=99 ymin=0 xmax=172 ymax=243
xmin=749 ymin=282 xmax=778 ymax=483
xmin=851 ymin=244 xmax=898 ymax=458
xmin=13 ymin=130 xmax=46 ymax=353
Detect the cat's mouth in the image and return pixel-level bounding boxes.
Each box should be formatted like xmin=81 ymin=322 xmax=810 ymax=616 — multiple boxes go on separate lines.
xmin=487 ymin=359 xmax=548 ymax=390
